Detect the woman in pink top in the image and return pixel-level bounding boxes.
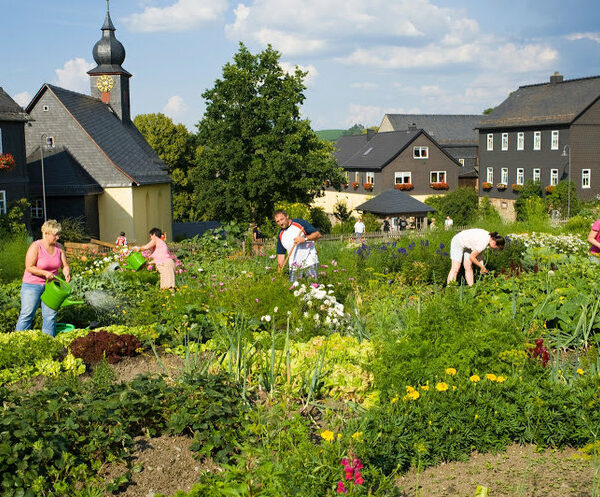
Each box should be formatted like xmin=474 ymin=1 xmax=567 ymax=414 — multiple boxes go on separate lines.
xmin=587 ymin=219 xmax=600 ymax=262
xmin=15 ymin=220 xmax=70 ymax=336
xmin=132 ymin=227 xmax=176 ymax=289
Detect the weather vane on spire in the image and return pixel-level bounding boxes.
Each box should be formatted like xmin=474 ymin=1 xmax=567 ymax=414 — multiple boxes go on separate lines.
xmin=106 ymin=0 xmax=110 ymax=13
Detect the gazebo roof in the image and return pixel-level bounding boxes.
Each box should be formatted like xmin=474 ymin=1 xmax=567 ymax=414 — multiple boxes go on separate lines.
xmin=355 ymin=189 xmax=436 ymax=216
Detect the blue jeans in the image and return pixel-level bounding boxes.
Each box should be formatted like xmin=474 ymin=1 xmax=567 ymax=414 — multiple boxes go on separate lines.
xmin=15 ymin=282 xmax=57 ymax=337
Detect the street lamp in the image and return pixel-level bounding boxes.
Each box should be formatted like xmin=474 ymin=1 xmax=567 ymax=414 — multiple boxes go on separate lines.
xmin=40 ymin=134 xmax=48 ymax=222
xmin=561 ymin=145 xmax=571 ymax=219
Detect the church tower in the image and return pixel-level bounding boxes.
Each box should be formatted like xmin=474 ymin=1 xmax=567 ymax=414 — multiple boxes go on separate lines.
xmin=88 ymin=0 xmax=132 ymax=122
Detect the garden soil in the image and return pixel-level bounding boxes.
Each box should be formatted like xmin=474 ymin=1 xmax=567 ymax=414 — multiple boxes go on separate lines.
xmin=397 ymin=444 xmax=596 ymax=497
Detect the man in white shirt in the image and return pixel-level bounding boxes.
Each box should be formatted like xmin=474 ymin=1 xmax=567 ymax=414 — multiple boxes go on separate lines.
xmin=354 ymin=218 xmax=365 ymax=242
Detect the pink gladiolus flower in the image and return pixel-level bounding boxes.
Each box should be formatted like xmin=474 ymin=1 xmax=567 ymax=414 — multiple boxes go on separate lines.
xmin=337 ymin=481 xmax=347 ymax=493
xmin=345 ymin=470 xmax=353 ymax=480
xmin=354 ymin=473 xmax=364 ymax=485
xmin=341 ymin=458 xmax=349 ymax=467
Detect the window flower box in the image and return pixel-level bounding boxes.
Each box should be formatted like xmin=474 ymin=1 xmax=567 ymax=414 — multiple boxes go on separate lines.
xmin=482 ymin=182 xmax=493 ymax=191
xmin=512 ymin=183 xmax=523 ymax=192
xmin=0 ymin=153 xmax=16 ymax=171
xmin=341 ymin=183 xmax=348 ymax=189
xmin=395 ymin=183 xmax=414 ymax=191
xmin=363 ymin=182 xmax=374 ymax=191
xmin=430 ymin=182 xmax=449 ymax=190
xmin=351 ymin=181 xmax=359 ymax=190
xmin=545 ymin=185 xmax=555 ymax=194
xmin=496 ymin=183 xmax=507 ymax=191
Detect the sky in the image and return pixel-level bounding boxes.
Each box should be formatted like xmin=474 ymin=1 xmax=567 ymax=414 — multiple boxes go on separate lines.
xmin=2 ymin=0 xmax=600 ymax=131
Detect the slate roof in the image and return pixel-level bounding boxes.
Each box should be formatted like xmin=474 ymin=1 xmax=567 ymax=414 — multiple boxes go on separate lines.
xmin=333 ymin=134 xmax=367 ymax=164
xmin=380 ymin=114 xmax=481 ymax=145
xmin=27 ymin=146 xmax=103 ymax=196
xmin=355 ymin=189 xmax=436 ymax=216
xmin=27 ymin=84 xmax=169 ymax=186
xmin=477 ymin=75 xmax=600 ymax=129
xmin=335 ymin=129 xmax=460 ymax=170
xmin=0 ymin=87 xmax=29 ymax=122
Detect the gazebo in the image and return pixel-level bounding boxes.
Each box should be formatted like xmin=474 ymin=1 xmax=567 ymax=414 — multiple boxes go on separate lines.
xmin=355 ymin=188 xmax=435 ymax=230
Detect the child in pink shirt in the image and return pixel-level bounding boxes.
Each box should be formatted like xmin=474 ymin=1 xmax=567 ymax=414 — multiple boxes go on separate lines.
xmin=132 ymin=228 xmax=176 ymax=289
xmin=588 ymin=219 xmax=600 ymax=262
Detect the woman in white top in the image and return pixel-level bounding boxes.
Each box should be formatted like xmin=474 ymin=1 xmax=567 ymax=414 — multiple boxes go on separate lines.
xmin=447 ymin=229 xmax=505 ymax=286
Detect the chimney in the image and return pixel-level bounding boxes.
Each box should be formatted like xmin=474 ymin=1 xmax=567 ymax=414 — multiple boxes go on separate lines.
xmin=408 ymin=122 xmax=417 ymax=131
xmin=550 ymin=72 xmax=563 ymax=84
xmin=366 ymin=128 xmax=375 ymax=141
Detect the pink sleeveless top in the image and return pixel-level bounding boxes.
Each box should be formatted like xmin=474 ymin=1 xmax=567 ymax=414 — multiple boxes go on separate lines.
xmin=150 ymin=238 xmax=172 ymax=264
xmin=22 ymin=240 xmax=62 ymax=285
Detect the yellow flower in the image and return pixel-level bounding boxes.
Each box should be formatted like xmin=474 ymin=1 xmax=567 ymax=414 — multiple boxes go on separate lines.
xmin=403 ymin=390 xmax=420 ymax=401
xmin=320 ymin=430 xmax=334 ymax=442
xmin=445 ymin=368 xmax=457 ymax=376
xmin=391 ymin=396 xmax=399 ymax=403
xmin=435 ymin=382 xmax=449 ymax=392
xmin=470 ymin=374 xmax=481 ymax=383
xmin=337 ymin=433 xmax=342 ymax=440
xmin=474 ymin=414 xmax=479 ymax=420
xmin=452 ymin=385 xmax=457 ymax=391
xmin=496 ymin=376 xmax=506 ymax=383
xmin=577 ymin=368 xmax=584 ymax=375
xmin=405 ymin=385 xmax=416 ymax=393
xmin=352 ymin=432 xmax=363 ymax=440
xmin=485 ymin=373 xmax=497 ymax=382
xmin=420 ymin=385 xmax=430 ymax=391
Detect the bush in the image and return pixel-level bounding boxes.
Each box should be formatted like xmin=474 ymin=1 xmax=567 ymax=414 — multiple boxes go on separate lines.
xmin=58 ymin=216 xmax=89 ymax=243
xmin=425 ymin=188 xmax=478 ymax=226
xmin=309 ymin=206 xmax=332 ymax=234
xmin=0 ymin=198 xmax=29 ymax=239
xmin=0 ymin=233 xmax=30 ymax=283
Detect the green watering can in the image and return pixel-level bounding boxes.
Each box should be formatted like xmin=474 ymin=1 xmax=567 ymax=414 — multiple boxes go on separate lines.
xmin=40 ymin=276 xmax=85 ymax=311
xmin=124 ymin=251 xmax=147 ymax=271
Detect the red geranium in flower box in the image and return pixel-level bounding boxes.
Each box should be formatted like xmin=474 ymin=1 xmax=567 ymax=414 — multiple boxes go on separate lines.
xmin=351 ymin=181 xmax=359 ymax=190
xmin=395 ymin=183 xmax=414 ymax=191
xmin=482 ymin=182 xmax=493 ymax=190
xmin=512 ymin=183 xmax=523 ymax=192
xmin=496 ymin=183 xmax=507 ymax=191
xmin=430 ymin=182 xmax=449 ymax=190
xmin=545 ymin=185 xmax=555 ymax=194
xmin=363 ymin=182 xmax=374 ymax=191
xmin=0 ymin=153 xmax=16 ymax=171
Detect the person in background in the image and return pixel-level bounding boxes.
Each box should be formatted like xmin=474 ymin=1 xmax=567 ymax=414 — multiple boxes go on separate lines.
xmin=115 ymin=232 xmax=127 ymax=247
xmin=354 ymin=217 xmax=366 ymax=242
xmin=444 ymin=215 xmax=454 ymax=231
xmin=429 ymin=217 xmax=437 ymax=230
xmin=132 ymin=228 xmax=176 ymax=289
xmin=447 ymin=229 xmax=505 ymax=286
xmin=15 ymin=220 xmax=70 ymax=337
xmin=274 ymin=210 xmax=321 ymax=282
xmin=382 ymin=217 xmax=390 ymax=235
xmin=252 ymin=223 xmax=266 ymax=256
xmin=587 ymin=218 xmax=600 ymax=263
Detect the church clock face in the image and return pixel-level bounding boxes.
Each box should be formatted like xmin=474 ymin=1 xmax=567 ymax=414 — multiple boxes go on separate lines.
xmin=96 ymin=75 xmax=115 ymax=93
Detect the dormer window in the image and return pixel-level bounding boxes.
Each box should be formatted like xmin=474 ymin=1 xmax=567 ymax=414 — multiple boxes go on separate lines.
xmin=45 ymin=136 xmax=55 ymax=149
xmin=413 ymin=146 xmax=428 ymax=159
xmin=362 ymin=147 xmax=373 ymax=156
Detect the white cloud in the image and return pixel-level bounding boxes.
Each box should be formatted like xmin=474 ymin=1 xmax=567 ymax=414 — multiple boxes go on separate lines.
xmin=13 ymin=92 xmax=31 ymax=108
xmin=124 ymin=0 xmax=227 ymax=32
xmin=350 ymin=82 xmax=379 ymax=90
xmin=566 ymin=32 xmax=600 ymax=43
xmin=345 ymin=103 xmax=413 ymax=128
xmin=280 ymin=61 xmax=318 ymax=86
xmin=162 ymin=95 xmax=188 ymax=119
xmin=54 ymin=58 xmax=95 ymax=93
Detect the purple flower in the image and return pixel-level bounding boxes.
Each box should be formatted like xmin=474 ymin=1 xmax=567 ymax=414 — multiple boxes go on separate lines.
xmin=440 ymin=243 xmax=445 ymax=249
xmin=255 ymin=298 xmax=260 ymax=303
xmin=398 ymin=248 xmax=406 ymax=254
xmin=269 ymin=254 xmax=276 ymax=259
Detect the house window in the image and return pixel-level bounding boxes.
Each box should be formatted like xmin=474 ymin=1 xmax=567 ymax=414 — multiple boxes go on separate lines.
xmin=551 ymin=130 xmax=559 ymax=150
xmin=344 ymin=171 xmax=350 ymax=183
xmin=501 ymin=133 xmax=508 ymax=151
xmin=487 ymin=134 xmax=493 ymax=151
xmin=0 ymin=128 xmax=3 ymax=154
xmin=533 ymin=168 xmax=541 ymax=182
xmin=366 ymin=171 xmax=374 ymax=185
xmin=517 ymin=132 xmax=524 ymax=151
xmin=31 ymin=199 xmax=43 ymax=219
xmin=395 ymin=172 xmax=412 ymax=184
xmin=430 ymin=171 xmax=446 ymax=183
xmin=533 ymin=131 xmax=541 ymax=150
xmin=354 ymin=172 xmax=360 ymax=183
xmin=45 ymin=136 xmax=55 ymax=149
xmin=0 ymin=191 xmax=6 ymax=215
xmin=413 ymin=146 xmax=429 ymax=159
xmin=43 ymin=105 xmax=49 ymax=112
xmin=550 ymin=169 xmax=558 ymax=186
xmin=363 ymin=147 xmax=373 ymax=156
xmin=516 ymin=168 xmax=524 ymax=185
xmin=501 ymin=168 xmax=508 ymax=185
xmin=486 ymin=167 xmax=494 ymax=184
xmin=582 ymin=169 xmax=591 ymax=189
xmin=458 ymin=158 xmax=465 ymax=165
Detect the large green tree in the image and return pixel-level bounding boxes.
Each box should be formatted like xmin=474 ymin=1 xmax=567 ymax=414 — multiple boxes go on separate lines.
xmin=133 ymin=113 xmax=200 ymax=221
xmin=192 ymin=43 xmax=344 ymax=223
